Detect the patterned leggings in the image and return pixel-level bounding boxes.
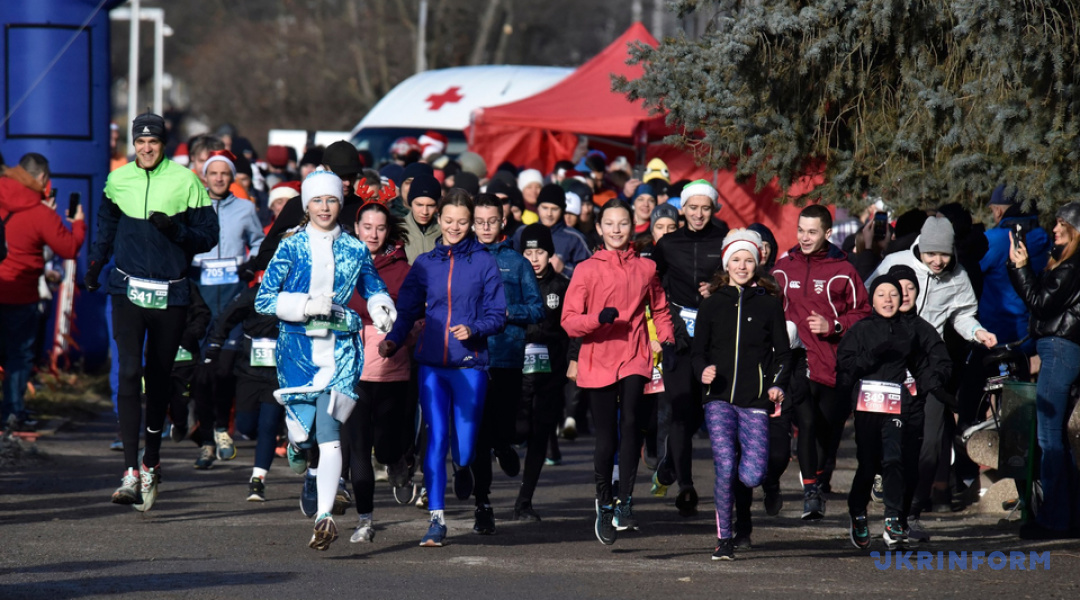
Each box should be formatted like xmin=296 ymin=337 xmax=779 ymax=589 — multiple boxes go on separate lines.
xmin=705 ymin=401 xmax=770 ymax=539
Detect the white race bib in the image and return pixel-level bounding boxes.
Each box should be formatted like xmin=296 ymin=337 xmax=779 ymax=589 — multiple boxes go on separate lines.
xmin=856 ymin=380 xmax=903 ymax=415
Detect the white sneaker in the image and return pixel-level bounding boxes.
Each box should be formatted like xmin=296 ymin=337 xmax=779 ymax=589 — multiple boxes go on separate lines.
xmin=214 ymin=429 xmax=236 ymax=461
xmin=562 ymin=417 xmax=578 ymax=440
xmin=133 ymin=464 xmax=160 ymax=512
xmin=415 ymin=487 xmax=428 ymax=509
xmin=111 ymin=468 xmax=140 ymax=504
xmin=871 ymin=474 xmax=884 ymax=504
xmin=350 ymin=518 xmax=375 ymax=543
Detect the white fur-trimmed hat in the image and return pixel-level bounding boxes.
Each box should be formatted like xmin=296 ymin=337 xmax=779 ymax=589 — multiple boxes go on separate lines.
xmin=518 ymin=168 xmax=544 ymax=191
xmin=301 ymin=168 xmax=343 ymax=211
xmin=722 ymin=228 xmax=763 ymax=270
xmin=680 ymin=178 xmax=720 ymax=208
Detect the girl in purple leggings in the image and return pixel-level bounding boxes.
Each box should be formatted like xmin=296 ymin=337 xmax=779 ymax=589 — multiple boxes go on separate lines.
xmin=691 ymin=229 xmax=791 ymax=561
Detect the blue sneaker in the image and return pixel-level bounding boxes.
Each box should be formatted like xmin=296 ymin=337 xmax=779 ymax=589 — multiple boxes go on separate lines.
xmin=300 ymin=472 xmax=318 ymax=518
xmin=420 ymin=518 xmax=447 ymax=547
xmin=594 ymin=500 xmax=617 ymax=545
xmin=614 ymin=497 xmax=639 ymax=531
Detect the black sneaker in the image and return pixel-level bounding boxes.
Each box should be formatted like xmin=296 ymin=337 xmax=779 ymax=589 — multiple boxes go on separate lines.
xmin=247 ymin=477 xmax=266 ymax=502
xmin=712 ymin=538 xmax=735 ymax=561
xmin=675 ymin=486 xmax=699 ymax=517
xmin=453 ymin=465 xmax=473 ymax=500
xmin=801 ymin=486 xmax=825 ymax=520
xmin=614 ymin=497 xmax=639 ymax=531
xmin=513 ymin=500 xmax=542 ymax=522
xmin=764 ymin=486 xmax=782 ymax=516
xmin=594 ymin=500 xmax=617 ymax=545
xmin=387 ymin=456 xmax=410 ymax=488
xmin=473 ymin=505 xmax=496 ymax=535
xmin=733 ymin=522 xmax=752 ymax=550
xmin=883 ymin=517 xmax=907 ymax=549
xmin=494 ymin=446 xmax=521 ymax=477
xmin=849 ymin=514 xmax=870 ymax=549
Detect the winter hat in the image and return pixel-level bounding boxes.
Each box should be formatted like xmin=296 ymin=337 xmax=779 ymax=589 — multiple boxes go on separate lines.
xmin=323 ymin=141 xmax=362 ymax=178
xmin=379 ymin=163 xmax=404 ymax=187
xmin=632 ymin=183 xmax=656 ymax=201
xmin=576 ymin=150 xmax=607 ymax=174
xmin=564 ymin=191 xmax=583 ymax=216
xmin=458 ymin=152 xmax=487 ymax=177
xmin=408 ymin=173 xmax=441 ymax=203
xmin=202 ymin=149 xmax=237 ymax=176
xmin=643 ymin=158 xmax=671 ymax=184
xmin=299 ymin=147 xmax=324 ymax=169
xmin=887 ymin=265 xmax=920 ymax=301
xmin=171 ymin=142 xmax=189 ymax=167
xmin=1057 ymin=202 xmax=1080 ymax=232
xmin=565 ymin=179 xmax=593 ymax=209
xmin=454 ymin=172 xmax=480 ymax=196
xmin=919 ymin=216 xmax=955 ymax=254
xmin=403 ymin=161 xmax=434 ymax=183
xmin=518 ymin=168 xmax=544 ymax=191
xmin=519 ymin=223 xmax=555 ymax=256
xmin=266 ymin=145 xmax=290 ymax=169
xmin=650 ymin=204 xmax=680 ymax=229
xmin=269 ymin=181 xmax=301 ymax=205
xmin=418 ymin=131 xmax=448 ymax=159
xmin=721 ymin=228 xmax=763 ymax=270
xmin=132 ymin=111 xmax=166 ymax=142
xmin=989 ymin=184 xmax=1017 ymax=206
xmin=680 ymin=179 xmax=720 ymax=208
xmin=233 ymin=155 xmax=253 ymax=178
xmin=537 ymin=183 xmax=566 ymax=211
xmin=301 ymin=168 xmax=343 ymax=211
xmin=869 ymin=275 xmax=903 ymax=314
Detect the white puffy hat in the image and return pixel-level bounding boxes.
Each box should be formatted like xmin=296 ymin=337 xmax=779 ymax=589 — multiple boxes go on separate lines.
xmin=721 ymin=228 xmax=763 ymax=269
xmin=301 ymin=168 xmax=343 ymax=211
xmin=564 ymin=191 xmax=582 ymax=216
xmin=680 ymin=178 xmax=720 ymax=208
xmin=518 ymin=168 xmax=544 ymax=191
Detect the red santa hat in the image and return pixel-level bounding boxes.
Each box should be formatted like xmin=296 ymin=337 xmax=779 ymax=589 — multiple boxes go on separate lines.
xmin=419 ymin=131 xmax=448 ymax=159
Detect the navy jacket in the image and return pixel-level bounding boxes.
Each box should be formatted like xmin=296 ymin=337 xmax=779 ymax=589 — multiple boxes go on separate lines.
xmin=484 ymin=238 xmax=545 ymax=369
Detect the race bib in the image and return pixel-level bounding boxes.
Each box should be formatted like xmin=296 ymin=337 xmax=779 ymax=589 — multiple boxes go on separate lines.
xmin=680 ymin=307 xmax=699 ymax=338
xmin=644 ymin=365 xmax=666 ymax=394
xmin=175 ymin=347 xmax=193 ymax=362
xmin=523 ymin=343 xmax=551 ymax=374
xmin=127 ymin=277 xmax=169 ymax=310
xmin=250 ymin=337 xmax=277 ymax=367
xmin=904 ymin=370 xmax=918 ymax=396
xmin=200 ymin=257 xmax=239 ymax=286
xmin=305 ymin=305 xmax=350 ymax=332
xmin=856 ymin=380 xmax=903 ymax=415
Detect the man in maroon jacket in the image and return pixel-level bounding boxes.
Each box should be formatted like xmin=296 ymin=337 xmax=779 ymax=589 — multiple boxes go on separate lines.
xmin=772 ymin=205 xmax=870 ymax=520
xmin=0 ymin=153 xmax=85 ymax=429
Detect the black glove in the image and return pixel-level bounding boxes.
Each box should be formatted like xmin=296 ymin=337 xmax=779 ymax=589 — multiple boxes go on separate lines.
xmin=661 ymin=342 xmax=676 ymax=373
xmin=180 ymin=333 xmax=201 ymax=356
xmin=598 ymin=307 xmax=619 ymax=325
xmin=203 ymin=342 xmax=222 ymax=365
xmin=237 ymin=259 xmax=257 ymax=282
xmin=84 ymin=260 xmax=103 ymax=292
xmin=148 ymin=211 xmax=178 ymax=239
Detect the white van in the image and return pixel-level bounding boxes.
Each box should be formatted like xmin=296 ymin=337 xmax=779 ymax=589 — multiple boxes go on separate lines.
xmin=349 ymin=65 xmax=572 ymax=166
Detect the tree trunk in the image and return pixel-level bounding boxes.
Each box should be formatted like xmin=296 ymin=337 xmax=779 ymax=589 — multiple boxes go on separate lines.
xmin=468 ymin=0 xmax=502 ymax=66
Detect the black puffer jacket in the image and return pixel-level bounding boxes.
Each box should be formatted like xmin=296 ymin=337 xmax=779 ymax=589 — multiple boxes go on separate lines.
xmin=526 ymin=265 xmax=571 ymax=372
xmin=652 ymin=220 xmax=728 ymax=310
xmin=1008 ymin=251 xmax=1080 ymax=345
xmin=836 ymin=311 xmax=934 ymax=417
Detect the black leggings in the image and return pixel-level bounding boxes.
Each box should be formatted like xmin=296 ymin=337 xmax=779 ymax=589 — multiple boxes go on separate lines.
xmin=590 ymin=375 xmax=649 ymax=505
xmin=848 ymin=410 xmax=923 ymax=519
xmin=792 ymin=378 xmax=849 ymax=485
xmin=193 ymin=351 xmax=237 ymax=443
xmin=662 ymin=356 xmax=704 ymax=489
xmin=517 ymin=370 xmax=565 ymax=504
xmin=341 ymin=380 xmax=411 ymax=515
xmin=111 ymin=294 xmax=187 ymax=469
xmin=472 ymin=368 xmax=522 ymax=505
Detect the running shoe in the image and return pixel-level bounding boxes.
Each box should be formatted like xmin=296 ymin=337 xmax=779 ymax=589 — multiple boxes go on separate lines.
xmin=420 ymin=518 xmax=447 ymax=547
xmin=169 ymin=422 xmax=188 ymax=443
xmin=594 ymin=500 xmax=617 ymax=546
xmin=561 ymin=417 xmax=577 ymax=441
xmin=415 ymin=487 xmax=428 ymax=510
xmin=849 ymin=514 xmax=870 ymax=549
xmin=614 ymin=497 xmax=639 ymax=531
xmin=247 ymin=477 xmax=266 ymax=502
xmin=194 ymin=443 xmax=216 ymax=470
xmin=712 ymin=538 xmax=735 ymax=561
xmin=494 ymin=446 xmax=520 ymax=477
xmin=300 ymin=472 xmax=318 ymax=518
xmin=513 ymin=499 xmax=542 ymax=522
xmin=309 ymin=513 xmax=338 ymax=551
xmin=733 ymin=522 xmax=752 ymax=550
xmin=473 ymin=505 xmax=496 ymax=535
xmin=394 ymin=480 xmax=419 ymax=505
xmin=111 ymin=468 xmax=140 ymax=505
xmin=286 ymin=443 xmax=307 ymax=475
xmin=650 ymin=471 xmax=669 ymax=498
xmin=642 ymin=446 xmax=659 ymax=471
xmin=386 ymin=456 xmax=410 ymax=488
xmin=214 ymin=428 xmax=236 ymax=461
xmin=544 ymin=457 xmax=562 ymax=466
xmin=133 ymin=464 xmax=160 ymax=512
xmin=883 ymin=517 xmax=907 ymax=549
xmin=452 ymin=465 xmax=473 ymax=501
xmin=871 ymin=474 xmax=884 ymax=504
xmin=333 ymin=479 xmax=352 ymax=516
xmin=905 ymin=517 xmax=930 ymax=543
xmin=675 ymin=486 xmax=699 ymax=517
xmin=351 ymin=518 xmax=375 ymax=543
xmin=109 ymin=438 xmax=124 ymax=452
xmin=764 ymin=486 xmax=783 ymax=516
xmin=801 ymin=485 xmax=825 ymax=520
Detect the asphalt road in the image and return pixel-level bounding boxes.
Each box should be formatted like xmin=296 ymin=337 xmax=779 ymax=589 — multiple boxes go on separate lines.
xmin=1 ymin=411 xmax=1077 ymax=600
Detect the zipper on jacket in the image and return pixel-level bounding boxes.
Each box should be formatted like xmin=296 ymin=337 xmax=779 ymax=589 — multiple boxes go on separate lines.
xmin=693 ymin=241 xmax=699 ymax=305
xmin=731 ymin=288 xmax=743 ymax=403
xmin=444 ymin=249 xmax=454 ymax=366
xmin=758 ymin=363 xmax=763 ymax=398
xmin=144 ymin=169 xmax=151 ymax=218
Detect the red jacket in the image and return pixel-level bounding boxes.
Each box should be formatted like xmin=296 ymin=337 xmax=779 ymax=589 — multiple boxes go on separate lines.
xmin=562 ymin=247 xmax=675 ymax=389
xmin=771 ymin=243 xmax=870 ymax=386
xmin=348 ymin=244 xmax=415 ymax=382
xmin=0 ymin=167 xmax=86 ymax=304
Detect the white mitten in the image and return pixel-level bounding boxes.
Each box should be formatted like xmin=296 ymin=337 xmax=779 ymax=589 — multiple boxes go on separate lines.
xmin=304 ymin=293 xmax=333 ymax=318
xmin=367 ymin=293 xmax=397 ymax=334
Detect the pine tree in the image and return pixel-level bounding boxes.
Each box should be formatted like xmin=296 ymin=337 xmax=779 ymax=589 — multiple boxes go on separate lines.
xmin=619 ymin=1 xmax=1080 ymax=213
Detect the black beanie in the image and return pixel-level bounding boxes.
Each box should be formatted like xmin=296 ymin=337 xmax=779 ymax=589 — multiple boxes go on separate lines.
xmin=869 ymin=275 xmax=903 ymax=315
xmin=887 ymin=265 xmax=919 ymax=301
xmin=132 ymin=112 xmax=166 ymax=142
xmin=408 ymin=173 xmax=441 ymax=203
xmin=300 ymin=147 xmax=324 ymax=168
xmin=454 ymin=172 xmax=480 ymax=196
xmin=322 ymin=141 xmax=360 ymax=177
xmin=233 ymin=155 xmax=253 ymax=178
xmin=519 ymin=223 xmax=555 ymax=256
xmin=537 ymin=183 xmax=566 ymax=211
xmin=403 ymin=161 xmax=434 ymax=182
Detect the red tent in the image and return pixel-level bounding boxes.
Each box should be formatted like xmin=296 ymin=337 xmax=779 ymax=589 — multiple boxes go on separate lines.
xmin=468 ymin=22 xmax=825 ymax=252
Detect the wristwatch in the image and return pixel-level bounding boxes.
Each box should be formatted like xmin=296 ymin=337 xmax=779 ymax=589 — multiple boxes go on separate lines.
xmin=833 ymin=321 xmax=843 ymax=335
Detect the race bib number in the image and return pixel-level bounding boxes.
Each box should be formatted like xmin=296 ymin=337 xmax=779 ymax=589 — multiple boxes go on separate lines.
xmin=856 ymin=380 xmax=903 ymax=415
xmin=305 ymin=305 xmax=350 ymax=332
xmin=904 ymin=370 xmax=918 ymax=396
xmin=200 ymin=257 xmax=239 ymax=286
xmin=644 ymin=365 xmax=666 ymax=394
xmin=175 ymin=347 xmax=193 ymax=362
xmin=127 ymin=277 xmax=169 ymax=310
xmin=680 ymin=307 xmax=698 ymax=338
xmin=250 ymin=338 xmax=277 ymax=367
xmin=523 ymin=343 xmax=551 ymax=374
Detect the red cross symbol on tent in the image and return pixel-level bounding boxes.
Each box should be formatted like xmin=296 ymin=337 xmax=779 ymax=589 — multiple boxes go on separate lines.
xmin=425 ymin=86 xmax=464 ymax=111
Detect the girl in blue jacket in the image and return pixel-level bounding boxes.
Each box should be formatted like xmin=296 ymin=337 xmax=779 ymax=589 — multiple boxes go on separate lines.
xmin=255 ymin=169 xmax=395 ymax=551
xmin=380 ymin=188 xmax=507 ymax=547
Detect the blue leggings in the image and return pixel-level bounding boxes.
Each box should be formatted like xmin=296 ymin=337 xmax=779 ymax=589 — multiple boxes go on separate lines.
xmin=419 ymin=365 xmax=488 ymax=511
xmin=705 ymin=401 xmax=770 ymax=539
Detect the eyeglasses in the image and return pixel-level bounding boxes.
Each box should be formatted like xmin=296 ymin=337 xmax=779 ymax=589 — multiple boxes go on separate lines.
xmin=474 ymin=219 xmax=501 ymax=229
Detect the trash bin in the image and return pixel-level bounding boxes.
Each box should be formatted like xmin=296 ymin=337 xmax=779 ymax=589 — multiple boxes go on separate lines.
xmin=998 ymin=381 xmax=1037 ymax=519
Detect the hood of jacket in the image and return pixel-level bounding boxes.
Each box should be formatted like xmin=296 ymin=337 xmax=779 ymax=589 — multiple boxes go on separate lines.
xmin=373 ymin=243 xmax=408 ymax=270
xmin=0 ymin=166 xmax=45 ymax=214
xmin=785 ymin=241 xmax=850 ymax=265
xmin=909 ymin=235 xmax=958 ymax=276
xmin=431 ymin=234 xmax=485 ymax=261
xmin=590 ymin=246 xmax=637 ymax=265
